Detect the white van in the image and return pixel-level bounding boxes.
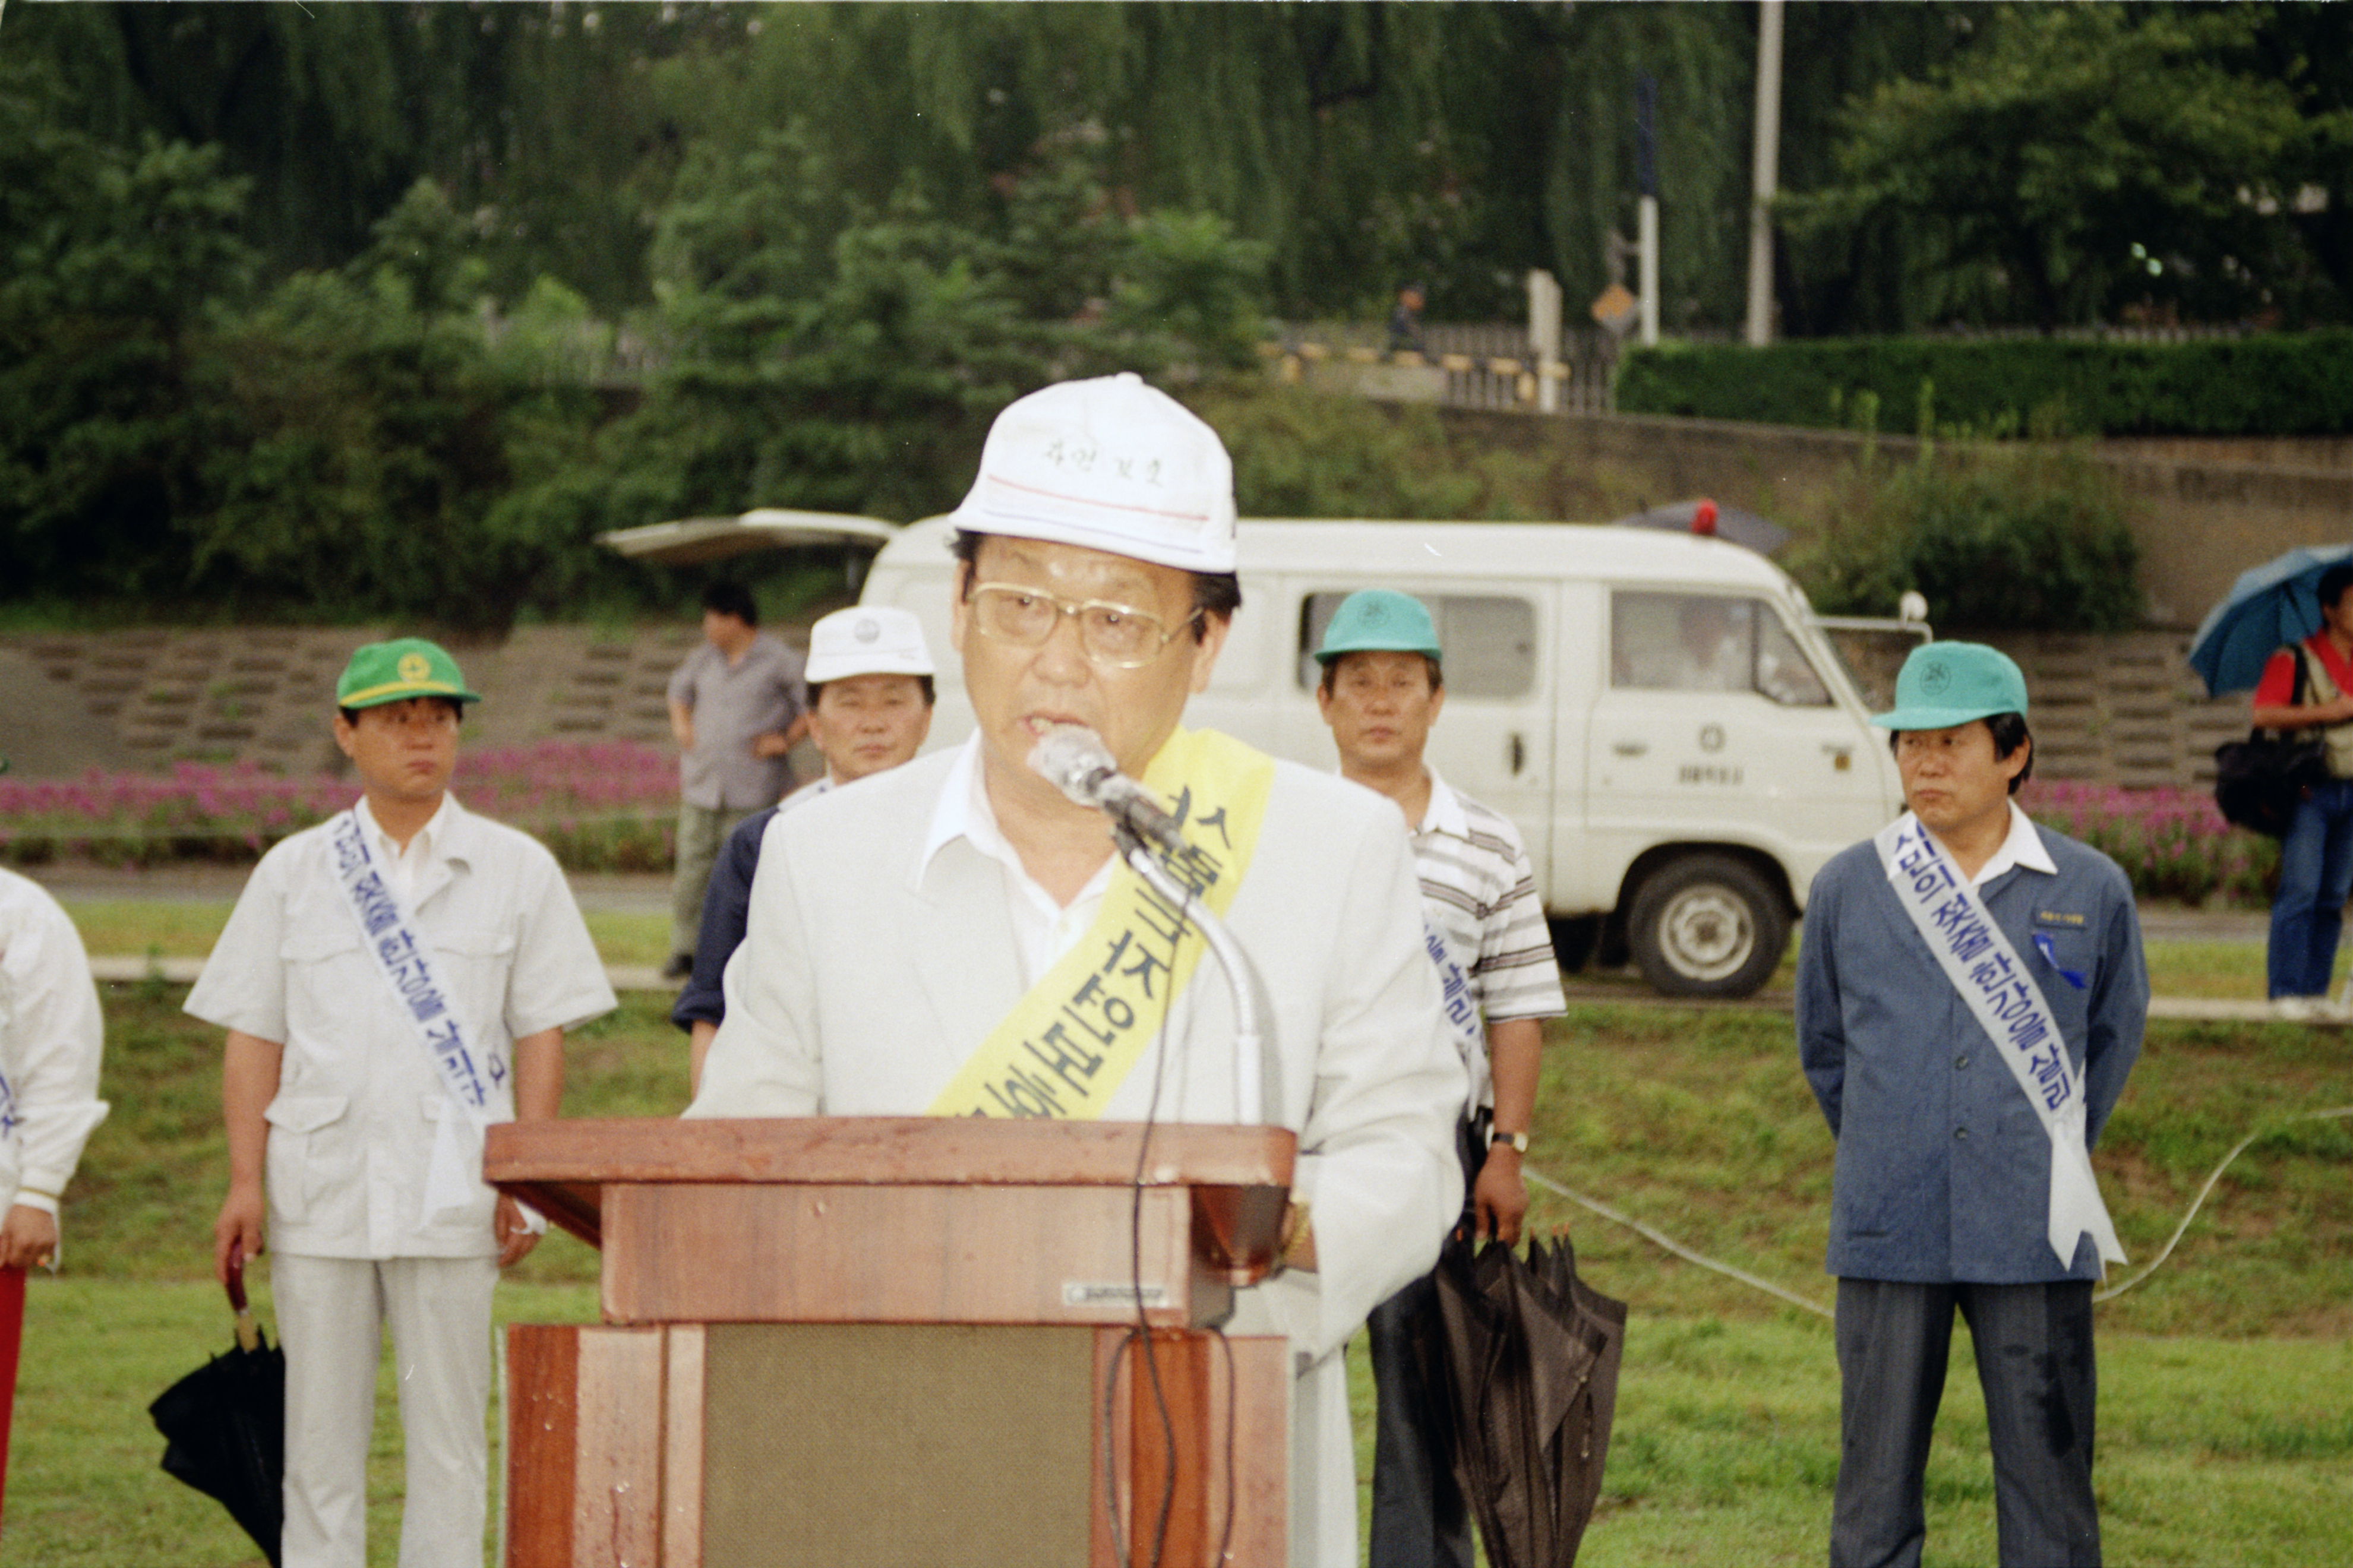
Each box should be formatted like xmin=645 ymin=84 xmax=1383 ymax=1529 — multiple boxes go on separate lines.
xmin=851 ymin=516 xmax=1911 ymax=998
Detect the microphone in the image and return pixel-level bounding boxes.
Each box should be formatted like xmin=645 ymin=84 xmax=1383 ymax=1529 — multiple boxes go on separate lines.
xmin=1027 ymin=725 xmax=1190 ymax=855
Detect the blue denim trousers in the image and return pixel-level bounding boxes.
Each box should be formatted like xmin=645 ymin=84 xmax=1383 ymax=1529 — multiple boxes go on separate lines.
xmin=2267 ymin=777 xmax=2353 ymax=998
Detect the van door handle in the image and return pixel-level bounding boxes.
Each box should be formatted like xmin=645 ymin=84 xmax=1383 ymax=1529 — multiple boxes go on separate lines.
xmin=1612 ymin=740 xmax=1647 ymax=757
xmin=1509 ymin=733 xmax=1526 ymax=774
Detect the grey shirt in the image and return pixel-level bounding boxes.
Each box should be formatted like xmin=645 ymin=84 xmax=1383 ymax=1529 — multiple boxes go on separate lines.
xmin=667 ymin=634 xmax=808 ymax=809
xmin=1797 ymin=818 xmax=2146 ymax=1285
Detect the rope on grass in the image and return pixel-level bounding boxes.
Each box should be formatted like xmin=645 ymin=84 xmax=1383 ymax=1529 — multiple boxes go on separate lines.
xmin=1527 ymin=1105 xmax=2353 ymax=1319
xmin=1524 ymin=1166 xmax=1834 ymax=1320
xmin=2092 ymin=1105 xmax=2353 ymax=1303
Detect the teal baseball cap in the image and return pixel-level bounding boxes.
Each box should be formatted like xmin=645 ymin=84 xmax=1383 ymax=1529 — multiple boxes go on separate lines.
xmin=1313 ymin=590 xmax=1442 ymax=664
xmin=1872 ymin=641 xmax=2029 ymax=730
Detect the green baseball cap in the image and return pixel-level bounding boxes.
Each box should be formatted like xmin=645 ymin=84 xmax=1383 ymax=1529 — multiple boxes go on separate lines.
xmin=1313 ymin=590 xmax=1442 ymax=664
xmin=336 ymin=638 xmax=481 ymax=710
xmin=1872 ymin=641 xmax=2028 ymax=730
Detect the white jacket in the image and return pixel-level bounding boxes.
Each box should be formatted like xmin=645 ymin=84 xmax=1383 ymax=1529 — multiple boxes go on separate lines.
xmin=691 ymin=739 xmax=1468 ymax=1567
xmin=0 ymin=870 xmax=108 ymax=1222
xmin=187 ymin=798 xmax=615 ymax=1259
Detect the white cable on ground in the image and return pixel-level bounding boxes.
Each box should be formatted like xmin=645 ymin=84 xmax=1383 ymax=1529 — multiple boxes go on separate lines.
xmin=1523 ymin=1167 xmax=1834 ymax=1320
xmin=2091 ymin=1105 xmax=2353 ymax=1303
xmin=1525 ymin=1103 xmax=2353 ymax=1320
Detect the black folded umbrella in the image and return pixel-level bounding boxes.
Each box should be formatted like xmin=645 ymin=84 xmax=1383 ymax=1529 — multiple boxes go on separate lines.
xmin=150 ymin=1250 xmax=283 ymax=1566
xmin=1427 ymin=1231 xmax=1627 ymax=1568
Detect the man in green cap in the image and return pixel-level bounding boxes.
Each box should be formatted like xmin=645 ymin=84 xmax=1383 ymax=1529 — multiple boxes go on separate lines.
xmin=189 ymin=637 xmax=615 ymax=1568
xmin=1314 ymin=589 xmax=1565 ymax=1568
xmin=1798 ymin=641 xmax=2146 ymax=1568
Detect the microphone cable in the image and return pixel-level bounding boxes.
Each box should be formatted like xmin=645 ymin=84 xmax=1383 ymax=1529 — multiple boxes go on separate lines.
xmin=1097 ymin=829 xmax=1245 ymax=1568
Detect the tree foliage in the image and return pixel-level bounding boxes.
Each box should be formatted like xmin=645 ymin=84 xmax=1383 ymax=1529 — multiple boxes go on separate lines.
xmin=1788 ymin=5 xmax=2351 ymax=328
xmin=9 ymin=2 xmax=2353 ymax=633
xmin=528 ymin=121 xmax=1274 ymax=551
xmin=1617 ymin=331 xmax=2353 ymax=437
xmin=0 ymin=61 xmax=254 ymax=602
xmin=1 ymin=0 xmax=1806 ymax=325
xmin=1793 ymin=444 xmax=2143 ymax=633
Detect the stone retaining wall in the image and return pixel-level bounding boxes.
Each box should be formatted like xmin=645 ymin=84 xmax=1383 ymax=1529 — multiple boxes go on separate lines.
xmin=1428 ymin=407 xmax=2353 ymax=630
xmin=1 ymin=623 xmax=728 ymax=777
xmin=1 ymin=622 xmax=2245 ymax=792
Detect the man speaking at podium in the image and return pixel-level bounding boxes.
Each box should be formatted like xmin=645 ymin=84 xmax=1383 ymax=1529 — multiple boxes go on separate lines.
xmin=688 ymin=372 xmax=1468 ymax=1567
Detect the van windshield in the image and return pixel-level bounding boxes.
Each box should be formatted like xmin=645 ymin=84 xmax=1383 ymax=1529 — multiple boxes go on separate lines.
xmin=1609 ymin=592 xmax=1831 ymax=706
xmin=1812 ymin=625 xmax=1915 ymax=713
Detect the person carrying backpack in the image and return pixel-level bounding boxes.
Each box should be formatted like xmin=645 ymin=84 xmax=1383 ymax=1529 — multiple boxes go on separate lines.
xmin=2248 ymin=562 xmax=2353 ymax=1011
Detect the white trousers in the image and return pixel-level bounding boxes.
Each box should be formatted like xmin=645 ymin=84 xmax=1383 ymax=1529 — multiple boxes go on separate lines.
xmin=273 ymin=1253 xmax=500 ymax=1568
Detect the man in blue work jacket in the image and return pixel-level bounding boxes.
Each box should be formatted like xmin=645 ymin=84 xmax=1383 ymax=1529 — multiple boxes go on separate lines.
xmin=1798 ymin=641 xmax=2147 ymax=1568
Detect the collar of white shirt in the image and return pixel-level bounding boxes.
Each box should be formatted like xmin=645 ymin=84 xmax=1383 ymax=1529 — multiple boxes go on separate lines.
xmin=918 ymin=734 xmax=1115 ymax=979
xmin=1956 ymin=799 xmax=2057 ymax=888
xmin=355 ymin=792 xmax=459 ymax=904
xmin=1414 ymin=765 xmax=1470 ymax=840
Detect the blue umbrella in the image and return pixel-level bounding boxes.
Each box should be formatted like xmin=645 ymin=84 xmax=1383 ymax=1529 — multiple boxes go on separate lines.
xmin=2187 ymin=545 xmax=2353 ymax=697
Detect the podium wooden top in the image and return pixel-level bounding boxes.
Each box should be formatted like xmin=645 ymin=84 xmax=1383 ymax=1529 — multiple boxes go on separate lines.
xmin=486 ymin=1118 xmax=1297 ymax=1250
xmin=487 ymin=1117 xmax=1295 ymax=1186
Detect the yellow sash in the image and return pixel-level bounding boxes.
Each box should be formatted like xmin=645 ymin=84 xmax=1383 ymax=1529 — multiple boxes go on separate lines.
xmin=927 ymin=726 xmax=1276 ymax=1119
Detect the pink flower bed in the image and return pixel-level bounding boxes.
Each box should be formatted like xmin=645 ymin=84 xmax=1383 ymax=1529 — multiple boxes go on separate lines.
xmin=2023 ymin=780 xmax=2276 ymax=906
xmin=0 ymin=750 xmax=2277 ymax=899
xmin=0 ymin=742 xmax=679 ymax=870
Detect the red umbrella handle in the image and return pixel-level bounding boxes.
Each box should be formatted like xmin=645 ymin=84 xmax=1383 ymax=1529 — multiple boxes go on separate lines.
xmin=0 ymin=1266 xmax=26 ymax=1528
xmin=225 ymin=1245 xmax=260 ymax=1354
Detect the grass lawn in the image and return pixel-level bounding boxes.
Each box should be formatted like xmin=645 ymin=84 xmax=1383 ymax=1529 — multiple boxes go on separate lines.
xmin=58 ymin=899 xmax=673 ymax=970
xmin=11 ymin=982 xmax=2348 ymax=1565
xmin=48 ymin=894 xmax=2317 ymax=1001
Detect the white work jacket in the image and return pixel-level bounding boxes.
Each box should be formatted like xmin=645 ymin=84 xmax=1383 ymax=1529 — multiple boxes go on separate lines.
xmin=0 ymin=869 xmax=109 ymax=1224
xmin=187 ymin=797 xmax=615 ymax=1259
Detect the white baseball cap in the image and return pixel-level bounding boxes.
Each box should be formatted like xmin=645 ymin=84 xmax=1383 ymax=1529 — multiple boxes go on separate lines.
xmin=948 ymin=372 xmax=1238 ymax=574
xmin=803 ymin=605 xmax=936 ymax=684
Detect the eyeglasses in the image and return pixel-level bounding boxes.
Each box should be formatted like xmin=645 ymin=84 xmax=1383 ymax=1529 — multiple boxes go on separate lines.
xmin=967 ymin=583 xmax=1201 ymax=669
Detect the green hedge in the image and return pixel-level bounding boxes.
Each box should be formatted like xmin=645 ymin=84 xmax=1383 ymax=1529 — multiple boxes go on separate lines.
xmin=1615 ymin=332 xmax=2353 ymax=437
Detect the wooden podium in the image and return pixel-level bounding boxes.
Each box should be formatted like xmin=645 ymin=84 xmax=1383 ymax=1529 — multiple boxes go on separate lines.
xmin=486 ymin=1117 xmax=1297 ymax=1568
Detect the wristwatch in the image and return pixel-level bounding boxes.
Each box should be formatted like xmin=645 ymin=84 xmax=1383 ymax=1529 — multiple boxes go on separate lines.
xmin=1487 ymin=1127 xmax=1529 ymax=1154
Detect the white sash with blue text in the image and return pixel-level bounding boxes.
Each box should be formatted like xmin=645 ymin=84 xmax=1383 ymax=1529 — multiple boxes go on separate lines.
xmin=1874 ymin=814 xmax=2124 ymax=1273
xmin=1423 ymin=918 xmax=1490 ymax=1109
xmin=326 ymin=810 xmax=507 ymax=1222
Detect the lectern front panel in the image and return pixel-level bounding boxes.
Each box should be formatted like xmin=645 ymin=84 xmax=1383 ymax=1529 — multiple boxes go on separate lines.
xmin=602 ymin=1183 xmax=1203 ymax=1325
xmin=700 ymin=1323 xmax=1095 ymax=1568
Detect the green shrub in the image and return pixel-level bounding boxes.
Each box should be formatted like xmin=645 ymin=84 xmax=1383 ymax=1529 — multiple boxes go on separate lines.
xmin=1792 ymin=441 xmax=2143 ymax=631
xmin=1187 ymin=384 xmax=1551 ymax=520
xmin=1616 ymin=333 xmax=2353 ymax=438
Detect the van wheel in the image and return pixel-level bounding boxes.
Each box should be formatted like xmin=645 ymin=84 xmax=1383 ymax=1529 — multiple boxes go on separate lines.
xmin=1628 ymin=855 xmax=1790 ymax=998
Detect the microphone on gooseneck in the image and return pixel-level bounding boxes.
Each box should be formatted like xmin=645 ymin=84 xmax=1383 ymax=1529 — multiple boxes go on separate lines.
xmin=1027 ymin=725 xmax=1190 ymax=855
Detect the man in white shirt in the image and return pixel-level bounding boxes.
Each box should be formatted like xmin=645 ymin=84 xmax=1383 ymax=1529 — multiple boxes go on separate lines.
xmin=0 ymin=870 xmax=108 ymax=1272
xmin=690 ymin=374 xmax=1467 ymax=1567
xmin=0 ymin=863 xmax=109 ymax=1496
xmin=1313 ymin=588 xmax=1568 ymax=1568
xmin=191 ymin=638 xmax=615 ymax=1568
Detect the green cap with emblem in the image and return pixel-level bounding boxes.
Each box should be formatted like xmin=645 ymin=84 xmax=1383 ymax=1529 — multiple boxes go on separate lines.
xmin=336 ymin=637 xmax=481 ymax=710
xmin=1313 ymin=589 xmax=1442 ymax=664
xmin=1872 ymin=641 xmax=2028 ymax=730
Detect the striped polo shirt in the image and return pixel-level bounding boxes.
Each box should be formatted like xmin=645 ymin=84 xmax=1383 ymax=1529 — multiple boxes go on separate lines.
xmin=1413 ymin=769 xmax=1567 ymax=1107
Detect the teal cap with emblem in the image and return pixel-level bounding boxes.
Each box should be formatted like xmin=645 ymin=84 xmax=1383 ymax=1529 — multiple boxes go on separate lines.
xmin=1313 ymin=590 xmax=1442 ymax=664
xmin=336 ymin=637 xmax=481 ymax=710
xmin=1872 ymin=640 xmax=2028 ymax=730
